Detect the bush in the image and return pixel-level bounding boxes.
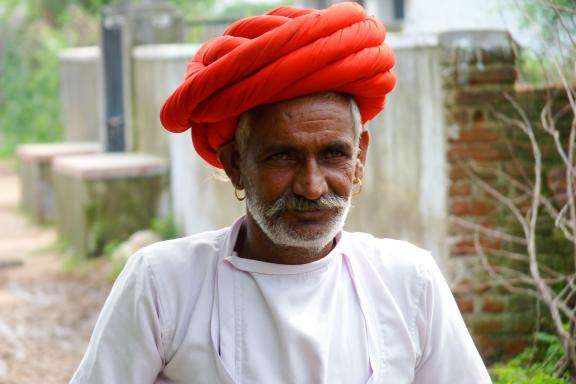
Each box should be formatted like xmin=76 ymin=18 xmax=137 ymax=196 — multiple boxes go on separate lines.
xmin=150 ymin=214 xmax=180 ymax=240
xmin=0 ymin=21 xmax=65 ymax=157
xmin=491 ymin=333 xmax=571 ymax=384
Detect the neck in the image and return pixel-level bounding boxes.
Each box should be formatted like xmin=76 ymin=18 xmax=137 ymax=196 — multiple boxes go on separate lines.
xmin=234 ymin=214 xmax=336 ymax=265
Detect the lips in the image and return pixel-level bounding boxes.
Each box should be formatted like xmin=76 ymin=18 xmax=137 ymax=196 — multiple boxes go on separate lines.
xmin=288 ymin=209 xmax=332 ymax=221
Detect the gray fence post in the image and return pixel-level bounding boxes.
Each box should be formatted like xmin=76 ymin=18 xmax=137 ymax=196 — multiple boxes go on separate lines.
xmin=100 ymin=0 xmax=183 ymax=153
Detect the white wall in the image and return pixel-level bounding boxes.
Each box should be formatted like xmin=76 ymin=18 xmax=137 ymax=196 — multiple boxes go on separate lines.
xmin=398 ymin=0 xmax=532 ymax=48
xmin=345 ymin=34 xmax=448 ymax=268
xmin=297 ymin=0 xmax=536 ymax=50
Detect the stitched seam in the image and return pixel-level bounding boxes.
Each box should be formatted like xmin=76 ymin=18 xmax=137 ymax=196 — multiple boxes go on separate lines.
xmin=143 ymin=249 xmax=171 ymax=366
xmin=410 ymin=252 xmax=431 ymax=368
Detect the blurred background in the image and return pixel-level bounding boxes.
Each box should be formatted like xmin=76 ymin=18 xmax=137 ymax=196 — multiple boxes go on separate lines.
xmin=0 ymin=0 xmax=574 ymax=383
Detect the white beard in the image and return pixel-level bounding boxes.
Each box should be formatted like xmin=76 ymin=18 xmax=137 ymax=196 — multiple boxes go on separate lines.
xmin=245 ymin=187 xmax=352 ymax=252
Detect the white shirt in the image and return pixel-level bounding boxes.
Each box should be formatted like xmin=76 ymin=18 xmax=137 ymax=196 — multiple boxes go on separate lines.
xmin=70 ymin=217 xmax=492 ymax=384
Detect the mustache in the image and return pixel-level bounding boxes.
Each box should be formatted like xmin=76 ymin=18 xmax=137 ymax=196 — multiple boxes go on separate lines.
xmin=264 ymin=194 xmax=349 ymax=218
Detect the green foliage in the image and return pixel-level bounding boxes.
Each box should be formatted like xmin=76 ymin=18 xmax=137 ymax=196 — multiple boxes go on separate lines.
xmin=74 ymin=0 xmax=113 ymax=15
xmin=0 ymin=0 xmax=116 ymax=158
xmin=0 ymin=21 xmax=65 ymax=157
xmin=172 ymin=0 xmax=215 ymax=17
xmin=518 ymin=0 xmax=575 ymax=42
xmin=491 ymin=333 xmax=571 ymax=384
xmin=517 ymin=50 xmax=547 ymax=84
xmin=150 ymin=214 xmax=180 ymax=240
xmin=216 ymin=1 xmax=287 ymax=19
xmin=102 ymin=239 xmax=121 ymax=258
xmin=0 ymin=2 xmax=78 ymax=157
xmin=512 ymin=0 xmax=575 ymax=84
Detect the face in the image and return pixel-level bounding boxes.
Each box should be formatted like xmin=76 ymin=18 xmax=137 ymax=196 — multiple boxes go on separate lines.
xmin=237 ymin=94 xmax=367 ymax=250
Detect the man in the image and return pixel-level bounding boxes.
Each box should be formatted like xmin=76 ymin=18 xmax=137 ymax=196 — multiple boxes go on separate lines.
xmin=71 ymin=2 xmax=491 ymax=383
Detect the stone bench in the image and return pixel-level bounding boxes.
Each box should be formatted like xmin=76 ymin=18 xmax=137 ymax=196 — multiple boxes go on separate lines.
xmin=52 ymin=153 xmax=168 ymax=257
xmin=17 ymin=142 xmax=102 ymax=224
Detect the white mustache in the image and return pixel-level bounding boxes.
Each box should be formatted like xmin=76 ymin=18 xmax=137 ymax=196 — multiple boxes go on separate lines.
xmin=264 ymin=194 xmax=348 ymax=218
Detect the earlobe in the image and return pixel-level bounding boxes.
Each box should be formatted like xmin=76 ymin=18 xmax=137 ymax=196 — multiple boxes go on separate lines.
xmin=217 ymin=142 xmax=244 ymax=190
xmin=354 ymin=159 xmax=365 ymax=181
xmin=354 ymin=131 xmax=370 ymax=180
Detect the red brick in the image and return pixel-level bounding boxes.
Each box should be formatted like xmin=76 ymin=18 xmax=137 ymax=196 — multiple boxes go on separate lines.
xmin=451 ymin=238 xmax=501 ymax=256
xmin=448 ymin=220 xmax=495 ymax=236
xmin=468 ymin=68 xmax=518 ymax=85
xmin=501 ymin=339 xmax=530 ymax=355
xmin=448 ymin=145 xmax=507 ymax=161
xmin=449 ymin=183 xmax=471 ymax=196
xmin=476 ymin=336 xmax=531 ymax=363
xmin=472 ymin=110 xmax=484 ymax=123
xmin=470 ymin=317 xmax=506 ymax=334
xmin=450 ymin=201 xmax=496 ymax=216
xmin=446 ymin=109 xmax=469 ymax=125
xmin=456 ymin=298 xmax=474 ymax=314
xmin=449 ymin=166 xmax=466 ymax=180
xmin=475 ymin=334 xmax=533 ymax=364
xmin=452 ymin=282 xmax=490 ymax=294
xmin=482 ymin=300 xmax=505 ymax=313
xmin=455 ymin=90 xmax=508 ymax=106
xmin=454 ymin=128 xmax=498 ymax=143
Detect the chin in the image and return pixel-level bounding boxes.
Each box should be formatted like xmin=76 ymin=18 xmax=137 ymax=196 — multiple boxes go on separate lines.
xmin=245 ymin=190 xmax=352 ymax=253
xmin=253 ymin=210 xmax=349 ymax=252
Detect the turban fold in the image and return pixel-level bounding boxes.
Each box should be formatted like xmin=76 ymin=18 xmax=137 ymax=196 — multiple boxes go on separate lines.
xmin=160 ymin=1 xmax=396 ymax=168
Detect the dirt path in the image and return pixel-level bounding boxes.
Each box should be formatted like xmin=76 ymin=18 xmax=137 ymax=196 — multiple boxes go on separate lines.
xmin=0 ymin=160 xmax=111 ymax=384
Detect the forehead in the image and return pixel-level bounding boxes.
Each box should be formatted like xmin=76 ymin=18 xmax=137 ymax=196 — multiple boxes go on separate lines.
xmin=248 ymin=94 xmax=355 ymax=146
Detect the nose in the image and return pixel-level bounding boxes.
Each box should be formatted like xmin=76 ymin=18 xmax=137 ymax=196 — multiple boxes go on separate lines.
xmin=292 ymin=157 xmax=328 ymax=201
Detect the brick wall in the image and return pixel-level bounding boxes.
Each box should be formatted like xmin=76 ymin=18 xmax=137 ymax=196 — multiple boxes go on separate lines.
xmin=440 ymin=31 xmax=574 ymax=363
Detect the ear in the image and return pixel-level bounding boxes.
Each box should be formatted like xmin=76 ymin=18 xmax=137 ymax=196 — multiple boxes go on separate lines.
xmin=217 ymin=142 xmax=244 ymax=190
xmin=354 ymin=131 xmax=370 ymax=180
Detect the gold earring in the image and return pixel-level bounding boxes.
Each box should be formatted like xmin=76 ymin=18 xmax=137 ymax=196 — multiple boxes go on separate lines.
xmin=234 ymin=188 xmax=246 ymax=201
xmin=352 ymin=178 xmax=363 ymax=197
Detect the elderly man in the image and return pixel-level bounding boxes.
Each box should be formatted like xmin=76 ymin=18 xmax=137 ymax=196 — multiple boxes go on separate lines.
xmin=71 ymin=2 xmax=491 ymax=383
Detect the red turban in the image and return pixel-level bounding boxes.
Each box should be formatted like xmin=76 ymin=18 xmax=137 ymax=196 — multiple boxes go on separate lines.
xmin=160 ymin=1 xmax=396 ymax=168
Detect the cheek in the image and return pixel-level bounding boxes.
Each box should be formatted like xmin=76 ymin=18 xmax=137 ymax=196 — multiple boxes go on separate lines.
xmin=325 ymin=167 xmax=355 ymax=195
xmin=252 ymin=170 xmax=293 ymax=199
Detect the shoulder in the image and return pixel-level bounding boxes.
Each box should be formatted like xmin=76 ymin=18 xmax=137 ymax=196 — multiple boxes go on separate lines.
xmin=120 ymin=227 xmax=231 ymax=303
xmin=342 ymin=232 xmax=444 ymax=324
xmin=135 ymin=227 xmax=229 ymax=275
xmin=343 ymin=231 xmax=437 ymax=281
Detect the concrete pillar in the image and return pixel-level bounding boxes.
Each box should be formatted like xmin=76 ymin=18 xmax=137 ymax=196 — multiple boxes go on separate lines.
xmin=17 ymin=143 xmax=102 ymax=224
xmin=52 ymin=153 xmax=168 ymax=257
xmin=132 ymin=44 xmax=200 ymax=158
xmin=59 ymin=47 xmax=104 ymax=143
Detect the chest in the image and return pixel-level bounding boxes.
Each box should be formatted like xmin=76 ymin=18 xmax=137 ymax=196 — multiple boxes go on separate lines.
xmin=161 ymin=255 xmax=418 ymax=384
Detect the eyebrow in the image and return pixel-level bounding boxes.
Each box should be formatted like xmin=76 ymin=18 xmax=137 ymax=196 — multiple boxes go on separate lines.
xmin=260 ymin=140 xmax=354 ymax=155
xmin=260 ymin=144 xmax=296 ymax=155
xmin=324 ymin=141 xmax=353 ymax=152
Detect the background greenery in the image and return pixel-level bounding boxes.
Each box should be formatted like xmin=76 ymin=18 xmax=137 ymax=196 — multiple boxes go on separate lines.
xmin=491 ymin=332 xmax=571 ymax=383
xmin=513 ymin=0 xmax=575 ymax=84
xmin=0 ymin=0 xmax=104 ymax=157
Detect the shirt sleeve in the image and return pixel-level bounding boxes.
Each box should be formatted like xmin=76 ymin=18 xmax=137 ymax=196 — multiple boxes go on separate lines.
xmin=69 ymin=250 xmax=165 ymax=384
xmin=413 ymin=255 xmax=492 ymax=384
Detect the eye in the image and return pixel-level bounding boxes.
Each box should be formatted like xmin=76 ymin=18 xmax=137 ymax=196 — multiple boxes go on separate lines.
xmin=269 ymin=152 xmax=290 ymax=161
xmin=321 ymin=143 xmax=352 ymax=161
xmin=323 ymin=150 xmax=345 ymax=159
